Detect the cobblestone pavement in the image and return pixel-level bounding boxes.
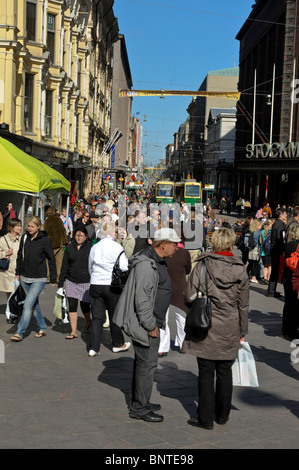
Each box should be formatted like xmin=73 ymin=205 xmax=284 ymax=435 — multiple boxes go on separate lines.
xmin=0 ymin=212 xmax=298 ymax=450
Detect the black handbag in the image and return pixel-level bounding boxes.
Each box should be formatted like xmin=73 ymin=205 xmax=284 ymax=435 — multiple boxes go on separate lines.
xmin=0 ymin=237 xmax=11 ymax=270
xmin=111 ymin=251 xmax=129 ymax=290
xmin=184 ymin=259 xmax=212 ymax=338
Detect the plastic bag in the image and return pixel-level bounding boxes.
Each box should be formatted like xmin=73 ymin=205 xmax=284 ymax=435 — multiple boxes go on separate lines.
xmin=6 ymin=280 xmax=26 ymax=323
xmin=53 ymin=288 xmax=69 ymax=324
xmin=232 ymin=342 xmax=259 ymax=387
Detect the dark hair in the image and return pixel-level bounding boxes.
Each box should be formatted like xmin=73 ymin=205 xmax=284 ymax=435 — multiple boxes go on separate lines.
xmin=7 ymin=218 xmax=22 ymax=232
xmin=74 ymin=226 xmax=88 ymax=236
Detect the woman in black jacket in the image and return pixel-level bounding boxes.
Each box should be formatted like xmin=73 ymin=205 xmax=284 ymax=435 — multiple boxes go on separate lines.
xmin=11 ymin=216 xmax=56 ymax=342
xmin=58 ymin=227 xmax=92 ymax=339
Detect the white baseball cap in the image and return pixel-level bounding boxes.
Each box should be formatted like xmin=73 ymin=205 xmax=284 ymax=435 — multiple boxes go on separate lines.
xmin=154 ymin=228 xmax=181 ymax=243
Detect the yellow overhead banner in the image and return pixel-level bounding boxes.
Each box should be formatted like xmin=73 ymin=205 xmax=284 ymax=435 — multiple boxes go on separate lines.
xmin=119 ymin=89 xmax=241 ymax=100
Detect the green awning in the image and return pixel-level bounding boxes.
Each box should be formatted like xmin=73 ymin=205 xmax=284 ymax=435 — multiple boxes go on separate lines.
xmin=0 ymin=137 xmax=71 ymax=194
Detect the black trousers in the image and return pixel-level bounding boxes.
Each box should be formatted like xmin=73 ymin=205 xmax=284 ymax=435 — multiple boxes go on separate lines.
xmin=129 ymin=336 xmax=160 ymax=416
xmin=196 ymin=358 xmax=234 ymax=426
xmin=89 ymin=284 xmax=124 ymax=352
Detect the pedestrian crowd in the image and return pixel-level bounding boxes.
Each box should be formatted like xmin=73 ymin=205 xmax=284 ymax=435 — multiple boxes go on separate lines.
xmin=0 ymin=190 xmax=298 ymax=429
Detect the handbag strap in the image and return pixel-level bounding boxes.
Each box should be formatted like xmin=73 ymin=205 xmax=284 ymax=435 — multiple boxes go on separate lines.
xmin=114 ymin=250 xmax=125 ymax=266
xmin=196 ymin=259 xmax=208 ymax=296
xmin=3 ymin=236 xmax=10 ymax=249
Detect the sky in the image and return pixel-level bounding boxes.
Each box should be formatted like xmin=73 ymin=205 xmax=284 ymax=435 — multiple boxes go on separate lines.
xmin=113 ymin=0 xmax=254 ymax=166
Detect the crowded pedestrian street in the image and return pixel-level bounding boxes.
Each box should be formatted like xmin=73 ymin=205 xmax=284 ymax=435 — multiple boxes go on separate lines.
xmin=0 ymin=210 xmax=298 ymax=451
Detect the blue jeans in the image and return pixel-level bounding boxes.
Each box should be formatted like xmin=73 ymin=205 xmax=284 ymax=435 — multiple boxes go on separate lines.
xmin=16 ymin=281 xmax=46 ymax=339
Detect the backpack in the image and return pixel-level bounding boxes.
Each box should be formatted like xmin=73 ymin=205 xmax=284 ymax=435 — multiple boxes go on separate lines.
xmin=262 ymin=233 xmax=271 ymax=255
xmin=244 ymin=232 xmax=250 ymax=248
xmin=285 ymin=244 xmax=299 ymax=272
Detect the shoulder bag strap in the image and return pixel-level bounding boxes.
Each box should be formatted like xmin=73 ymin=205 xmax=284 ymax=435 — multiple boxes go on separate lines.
xmin=3 ymin=236 xmax=10 ymax=249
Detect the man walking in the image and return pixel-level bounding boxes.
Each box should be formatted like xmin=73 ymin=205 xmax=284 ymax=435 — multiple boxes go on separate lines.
xmin=267 ymin=208 xmax=287 ymax=297
xmin=113 ymin=227 xmax=180 ymax=422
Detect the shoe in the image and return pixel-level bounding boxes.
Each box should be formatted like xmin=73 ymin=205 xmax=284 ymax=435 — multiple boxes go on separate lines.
xmin=216 ymin=417 xmax=229 ymax=425
xmin=10 ymin=334 xmax=23 ymax=342
xmin=266 ymin=291 xmax=274 ymax=297
xmin=274 ymin=292 xmax=282 ymax=298
xmin=65 ymin=334 xmax=78 ymax=340
xmin=34 ymin=331 xmax=47 ymax=338
xmin=88 ymin=349 xmax=99 ymax=357
xmin=250 ymin=278 xmax=259 ymax=283
xmin=147 ymin=403 xmax=161 ymax=412
xmin=187 ymin=418 xmax=214 ymax=430
xmin=112 ymin=342 xmax=130 ymax=353
xmin=158 ymin=352 xmax=168 ymax=358
xmin=129 ymin=411 xmax=164 ymax=422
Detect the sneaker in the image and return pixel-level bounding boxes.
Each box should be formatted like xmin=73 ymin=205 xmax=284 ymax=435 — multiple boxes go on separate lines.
xmin=112 ymin=342 xmax=131 ymax=353
xmin=250 ymin=278 xmax=259 ymax=283
xmin=88 ymin=349 xmax=98 ymax=357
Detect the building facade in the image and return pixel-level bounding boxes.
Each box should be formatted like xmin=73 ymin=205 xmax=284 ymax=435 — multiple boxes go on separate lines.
xmin=0 ymin=0 xmax=123 ymax=197
xmin=186 ymin=67 xmax=239 ymax=183
xmin=235 ymin=0 xmax=299 ymax=208
xmin=205 ymin=108 xmax=237 ymax=196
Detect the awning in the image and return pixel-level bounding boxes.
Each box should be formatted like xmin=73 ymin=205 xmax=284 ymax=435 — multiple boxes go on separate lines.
xmin=0 ymin=137 xmax=71 ymax=194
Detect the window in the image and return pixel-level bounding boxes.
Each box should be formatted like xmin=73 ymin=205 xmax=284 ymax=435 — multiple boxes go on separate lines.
xmin=26 ymin=1 xmax=36 ymax=41
xmin=24 ymin=74 xmax=34 ymax=132
xmin=47 ymin=13 xmax=55 ymax=62
xmin=77 ymin=60 xmax=82 ymax=89
xmin=45 ymin=90 xmax=53 ymax=137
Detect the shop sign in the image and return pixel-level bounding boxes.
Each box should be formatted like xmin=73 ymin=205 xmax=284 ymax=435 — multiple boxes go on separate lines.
xmin=246 ymin=142 xmax=299 ymax=159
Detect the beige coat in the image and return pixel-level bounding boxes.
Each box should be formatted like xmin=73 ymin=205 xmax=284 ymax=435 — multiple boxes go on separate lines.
xmin=0 ymin=233 xmax=20 ymax=292
xmin=182 ymin=252 xmax=249 ymax=360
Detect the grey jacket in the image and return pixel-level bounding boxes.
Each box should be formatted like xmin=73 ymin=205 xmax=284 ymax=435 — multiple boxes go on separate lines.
xmin=182 ymin=252 xmax=249 ymax=360
xmin=113 ymin=253 xmax=159 ymax=346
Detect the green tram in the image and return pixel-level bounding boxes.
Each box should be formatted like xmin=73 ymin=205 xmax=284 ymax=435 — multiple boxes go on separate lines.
xmin=153 ymin=180 xmax=175 ymax=203
xmin=175 ymin=180 xmax=203 ymax=206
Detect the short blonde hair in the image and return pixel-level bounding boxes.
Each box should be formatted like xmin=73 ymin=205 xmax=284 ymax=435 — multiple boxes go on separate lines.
xmin=211 ymin=228 xmax=236 ymax=252
xmin=100 ymin=221 xmax=117 ymax=238
xmin=28 ymin=216 xmax=42 ymax=228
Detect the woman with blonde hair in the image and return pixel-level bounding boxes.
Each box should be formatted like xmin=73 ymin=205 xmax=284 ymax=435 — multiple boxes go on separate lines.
xmin=10 ymin=216 xmax=56 ymax=342
xmin=0 ymin=218 xmax=22 ymax=299
xmin=87 ymin=221 xmax=130 ymax=356
xmin=183 ymin=228 xmax=249 ymax=429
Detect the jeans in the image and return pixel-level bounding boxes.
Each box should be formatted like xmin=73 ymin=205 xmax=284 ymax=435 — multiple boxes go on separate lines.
xmin=89 ymin=284 xmax=124 ymax=352
xmin=129 ymin=336 xmax=160 ymax=415
xmin=16 ymin=281 xmax=46 ymax=339
xmin=196 ymin=358 xmax=234 ymax=426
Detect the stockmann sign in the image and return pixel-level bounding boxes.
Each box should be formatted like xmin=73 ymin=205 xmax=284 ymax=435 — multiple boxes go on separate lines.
xmin=246 ymin=142 xmax=299 ymax=159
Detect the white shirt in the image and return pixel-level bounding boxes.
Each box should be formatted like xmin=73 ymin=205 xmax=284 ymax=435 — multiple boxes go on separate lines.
xmin=88 ymin=235 xmax=128 ymax=285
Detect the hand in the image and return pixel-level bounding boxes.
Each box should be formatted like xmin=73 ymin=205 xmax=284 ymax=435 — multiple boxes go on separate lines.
xmin=148 ymin=326 xmax=159 ymax=338
xmin=6 ymin=248 xmax=13 ymax=256
xmin=240 ymin=336 xmax=245 ymax=344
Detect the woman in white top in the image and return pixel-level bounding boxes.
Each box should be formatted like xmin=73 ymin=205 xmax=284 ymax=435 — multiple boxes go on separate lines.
xmin=88 ymin=221 xmax=130 ymax=357
xmin=0 ymin=218 xmax=22 ymax=299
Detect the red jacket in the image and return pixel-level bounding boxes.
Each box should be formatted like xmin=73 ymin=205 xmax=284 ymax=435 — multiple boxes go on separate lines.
xmin=293 ymin=261 xmax=299 ymax=293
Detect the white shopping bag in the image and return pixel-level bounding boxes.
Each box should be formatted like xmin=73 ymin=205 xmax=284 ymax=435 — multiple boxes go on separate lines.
xmin=53 ymin=288 xmax=69 ymax=324
xmin=232 ymin=341 xmax=259 ymax=387
xmin=6 ymin=279 xmax=20 ymax=323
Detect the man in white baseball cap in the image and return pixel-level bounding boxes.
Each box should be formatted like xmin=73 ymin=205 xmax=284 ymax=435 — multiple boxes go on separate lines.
xmin=114 ymin=226 xmax=180 ymax=423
